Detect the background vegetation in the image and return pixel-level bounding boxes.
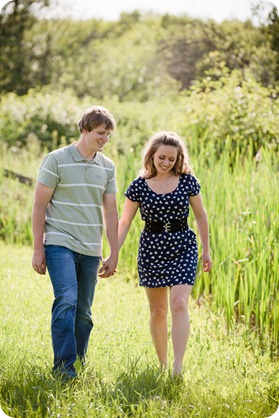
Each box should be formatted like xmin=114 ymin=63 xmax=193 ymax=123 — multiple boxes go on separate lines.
xmin=0 ymin=0 xmax=278 ymax=416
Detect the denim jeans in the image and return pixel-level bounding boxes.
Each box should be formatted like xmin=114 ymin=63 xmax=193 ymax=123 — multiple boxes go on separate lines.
xmin=45 ymin=245 xmax=100 ymax=373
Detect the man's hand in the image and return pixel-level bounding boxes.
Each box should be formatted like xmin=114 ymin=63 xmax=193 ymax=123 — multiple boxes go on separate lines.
xmin=32 ymin=249 xmax=46 ymax=275
xmin=98 ymin=255 xmax=118 ymax=278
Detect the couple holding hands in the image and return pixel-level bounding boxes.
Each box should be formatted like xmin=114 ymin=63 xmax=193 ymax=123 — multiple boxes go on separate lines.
xmin=32 ymin=105 xmax=212 ymax=381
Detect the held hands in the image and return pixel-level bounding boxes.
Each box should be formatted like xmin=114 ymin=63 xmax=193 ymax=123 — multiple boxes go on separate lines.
xmin=98 ymin=255 xmax=118 ymax=278
xmin=202 ymin=251 xmax=212 ymax=273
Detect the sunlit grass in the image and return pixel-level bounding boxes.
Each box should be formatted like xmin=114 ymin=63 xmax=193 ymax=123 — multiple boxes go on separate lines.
xmin=0 ymin=244 xmax=278 ymax=417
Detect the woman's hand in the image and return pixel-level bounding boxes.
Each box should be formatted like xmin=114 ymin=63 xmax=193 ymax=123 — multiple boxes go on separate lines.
xmin=202 ymin=251 xmax=212 ymax=272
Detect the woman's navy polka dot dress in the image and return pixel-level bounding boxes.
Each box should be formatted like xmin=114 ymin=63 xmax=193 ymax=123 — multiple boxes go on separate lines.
xmin=125 ymin=173 xmax=200 ymax=288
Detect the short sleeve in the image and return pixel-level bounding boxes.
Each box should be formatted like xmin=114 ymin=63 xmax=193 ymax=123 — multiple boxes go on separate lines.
xmin=125 ymin=177 xmax=142 ymax=202
xmin=37 ymin=152 xmax=60 ymax=188
xmin=188 ymin=174 xmax=201 ymax=196
xmin=104 ymin=164 xmax=117 ymax=194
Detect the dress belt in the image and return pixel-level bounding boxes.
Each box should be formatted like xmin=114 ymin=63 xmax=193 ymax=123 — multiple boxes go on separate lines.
xmin=144 ymin=217 xmax=188 ymax=233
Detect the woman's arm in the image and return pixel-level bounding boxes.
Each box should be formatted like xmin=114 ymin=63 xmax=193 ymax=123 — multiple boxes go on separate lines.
xmin=190 ymin=194 xmax=212 ymax=272
xmin=118 ymin=198 xmax=140 ymax=250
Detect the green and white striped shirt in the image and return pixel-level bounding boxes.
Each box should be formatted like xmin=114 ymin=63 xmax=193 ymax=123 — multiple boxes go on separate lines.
xmin=37 ymin=143 xmax=117 ymax=256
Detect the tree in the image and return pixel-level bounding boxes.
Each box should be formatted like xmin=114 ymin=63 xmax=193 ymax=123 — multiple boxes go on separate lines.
xmin=158 ymin=14 xmax=277 ymax=89
xmin=266 ymin=6 xmax=279 ymax=81
xmin=0 ymin=0 xmax=49 ymax=94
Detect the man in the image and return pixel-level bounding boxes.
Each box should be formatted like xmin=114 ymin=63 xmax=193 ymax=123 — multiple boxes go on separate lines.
xmin=32 ymin=105 xmax=118 ymax=380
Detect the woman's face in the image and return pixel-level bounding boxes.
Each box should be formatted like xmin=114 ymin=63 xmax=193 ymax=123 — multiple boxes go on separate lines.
xmin=153 ymin=145 xmax=178 ymax=174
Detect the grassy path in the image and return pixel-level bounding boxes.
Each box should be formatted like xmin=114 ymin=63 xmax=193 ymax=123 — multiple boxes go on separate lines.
xmin=0 ymin=244 xmax=278 ymax=417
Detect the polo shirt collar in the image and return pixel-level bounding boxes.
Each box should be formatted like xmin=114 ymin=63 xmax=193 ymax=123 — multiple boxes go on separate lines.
xmin=70 ymin=143 xmax=102 ymax=165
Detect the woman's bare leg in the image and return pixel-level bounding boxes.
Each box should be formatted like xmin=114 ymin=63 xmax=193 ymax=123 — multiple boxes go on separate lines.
xmin=170 ymin=284 xmax=192 ymax=376
xmin=145 ymin=287 xmax=168 ymax=369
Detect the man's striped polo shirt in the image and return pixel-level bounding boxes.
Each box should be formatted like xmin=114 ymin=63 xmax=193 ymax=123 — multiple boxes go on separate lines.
xmin=37 ymin=143 xmax=117 ymax=256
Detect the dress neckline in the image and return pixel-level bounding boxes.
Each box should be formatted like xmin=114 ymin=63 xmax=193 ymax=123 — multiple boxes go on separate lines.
xmin=144 ymin=176 xmax=181 ymax=196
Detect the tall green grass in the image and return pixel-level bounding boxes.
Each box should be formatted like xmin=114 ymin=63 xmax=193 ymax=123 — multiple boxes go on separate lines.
xmin=115 ymin=139 xmax=279 ymax=349
xmin=190 ymin=139 xmax=279 ymax=349
xmin=0 ymin=138 xmax=278 ymax=349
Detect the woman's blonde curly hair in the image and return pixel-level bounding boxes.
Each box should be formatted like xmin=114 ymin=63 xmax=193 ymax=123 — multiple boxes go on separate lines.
xmin=140 ymin=131 xmax=192 ymax=179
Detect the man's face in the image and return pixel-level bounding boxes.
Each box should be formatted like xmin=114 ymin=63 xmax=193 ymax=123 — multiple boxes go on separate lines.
xmin=84 ymin=124 xmax=112 ymax=152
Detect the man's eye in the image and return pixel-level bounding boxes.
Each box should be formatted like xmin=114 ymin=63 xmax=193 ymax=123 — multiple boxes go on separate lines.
xmin=98 ymin=131 xmax=110 ymax=137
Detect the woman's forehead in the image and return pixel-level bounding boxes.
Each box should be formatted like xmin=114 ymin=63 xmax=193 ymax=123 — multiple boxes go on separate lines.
xmin=155 ymin=144 xmax=178 ymax=155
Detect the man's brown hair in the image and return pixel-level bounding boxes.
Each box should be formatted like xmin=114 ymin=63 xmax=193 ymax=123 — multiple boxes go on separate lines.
xmin=79 ymin=106 xmax=116 ymax=133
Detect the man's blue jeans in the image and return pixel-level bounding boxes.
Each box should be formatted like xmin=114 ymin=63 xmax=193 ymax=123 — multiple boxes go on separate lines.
xmin=45 ymin=245 xmax=100 ymax=373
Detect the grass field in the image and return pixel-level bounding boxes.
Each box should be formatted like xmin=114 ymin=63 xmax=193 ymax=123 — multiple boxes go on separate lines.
xmin=0 ymin=244 xmax=278 ymax=418
xmin=1 ymin=138 xmax=278 ymax=348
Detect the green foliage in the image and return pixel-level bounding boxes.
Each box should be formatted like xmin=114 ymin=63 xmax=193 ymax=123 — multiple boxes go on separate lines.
xmin=1 ymin=8 xmax=278 ymax=98
xmin=266 ymin=6 xmax=279 ymax=80
xmin=1 ymin=71 xmax=278 ymax=156
xmin=0 ymin=141 xmax=41 ymax=244
xmin=0 ymin=0 xmax=50 ymax=94
xmin=175 ymin=68 xmax=279 ymax=157
xmin=189 ymin=144 xmax=279 ymax=348
xmin=0 ymin=89 xmax=81 ymax=148
xmin=51 ymin=17 xmax=179 ymax=101
xmin=157 ymin=16 xmax=277 ymax=89
xmin=41 ymin=13 xmax=277 ymax=98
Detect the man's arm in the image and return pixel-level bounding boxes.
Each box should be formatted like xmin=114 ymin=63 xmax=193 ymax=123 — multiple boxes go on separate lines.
xmin=99 ymin=193 xmax=119 ymax=278
xmin=32 ymin=182 xmax=54 ymax=275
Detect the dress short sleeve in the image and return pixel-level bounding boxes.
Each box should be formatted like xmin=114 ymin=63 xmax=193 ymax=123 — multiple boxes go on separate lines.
xmin=125 ymin=177 xmax=142 ymax=203
xmin=188 ymin=174 xmax=201 ymax=196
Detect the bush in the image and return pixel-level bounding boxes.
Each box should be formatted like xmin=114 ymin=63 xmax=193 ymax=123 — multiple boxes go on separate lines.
xmin=0 ymin=88 xmax=81 ymax=149
xmin=174 ymin=68 xmax=279 ymax=160
xmin=1 ymin=70 xmax=278 ymax=163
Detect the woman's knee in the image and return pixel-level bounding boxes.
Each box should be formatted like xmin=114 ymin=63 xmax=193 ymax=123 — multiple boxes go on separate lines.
xmin=170 ymin=298 xmax=188 ymax=315
xmin=150 ymin=306 xmax=168 ymax=321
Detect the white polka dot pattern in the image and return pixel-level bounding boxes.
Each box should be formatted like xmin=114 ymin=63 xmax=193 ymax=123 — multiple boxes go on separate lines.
xmin=125 ymin=174 xmax=200 ymax=288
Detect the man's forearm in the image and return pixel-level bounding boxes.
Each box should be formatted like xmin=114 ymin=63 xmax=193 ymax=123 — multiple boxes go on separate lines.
xmin=32 ymin=206 xmax=46 ymax=250
xmin=105 ymin=213 xmax=119 ymax=256
xmin=107 ymin=229 xmax=118 ymax=256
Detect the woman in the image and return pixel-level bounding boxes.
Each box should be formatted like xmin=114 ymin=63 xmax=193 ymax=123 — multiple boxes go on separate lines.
xmin=118 ymin=131 xmax=212 ymax=376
